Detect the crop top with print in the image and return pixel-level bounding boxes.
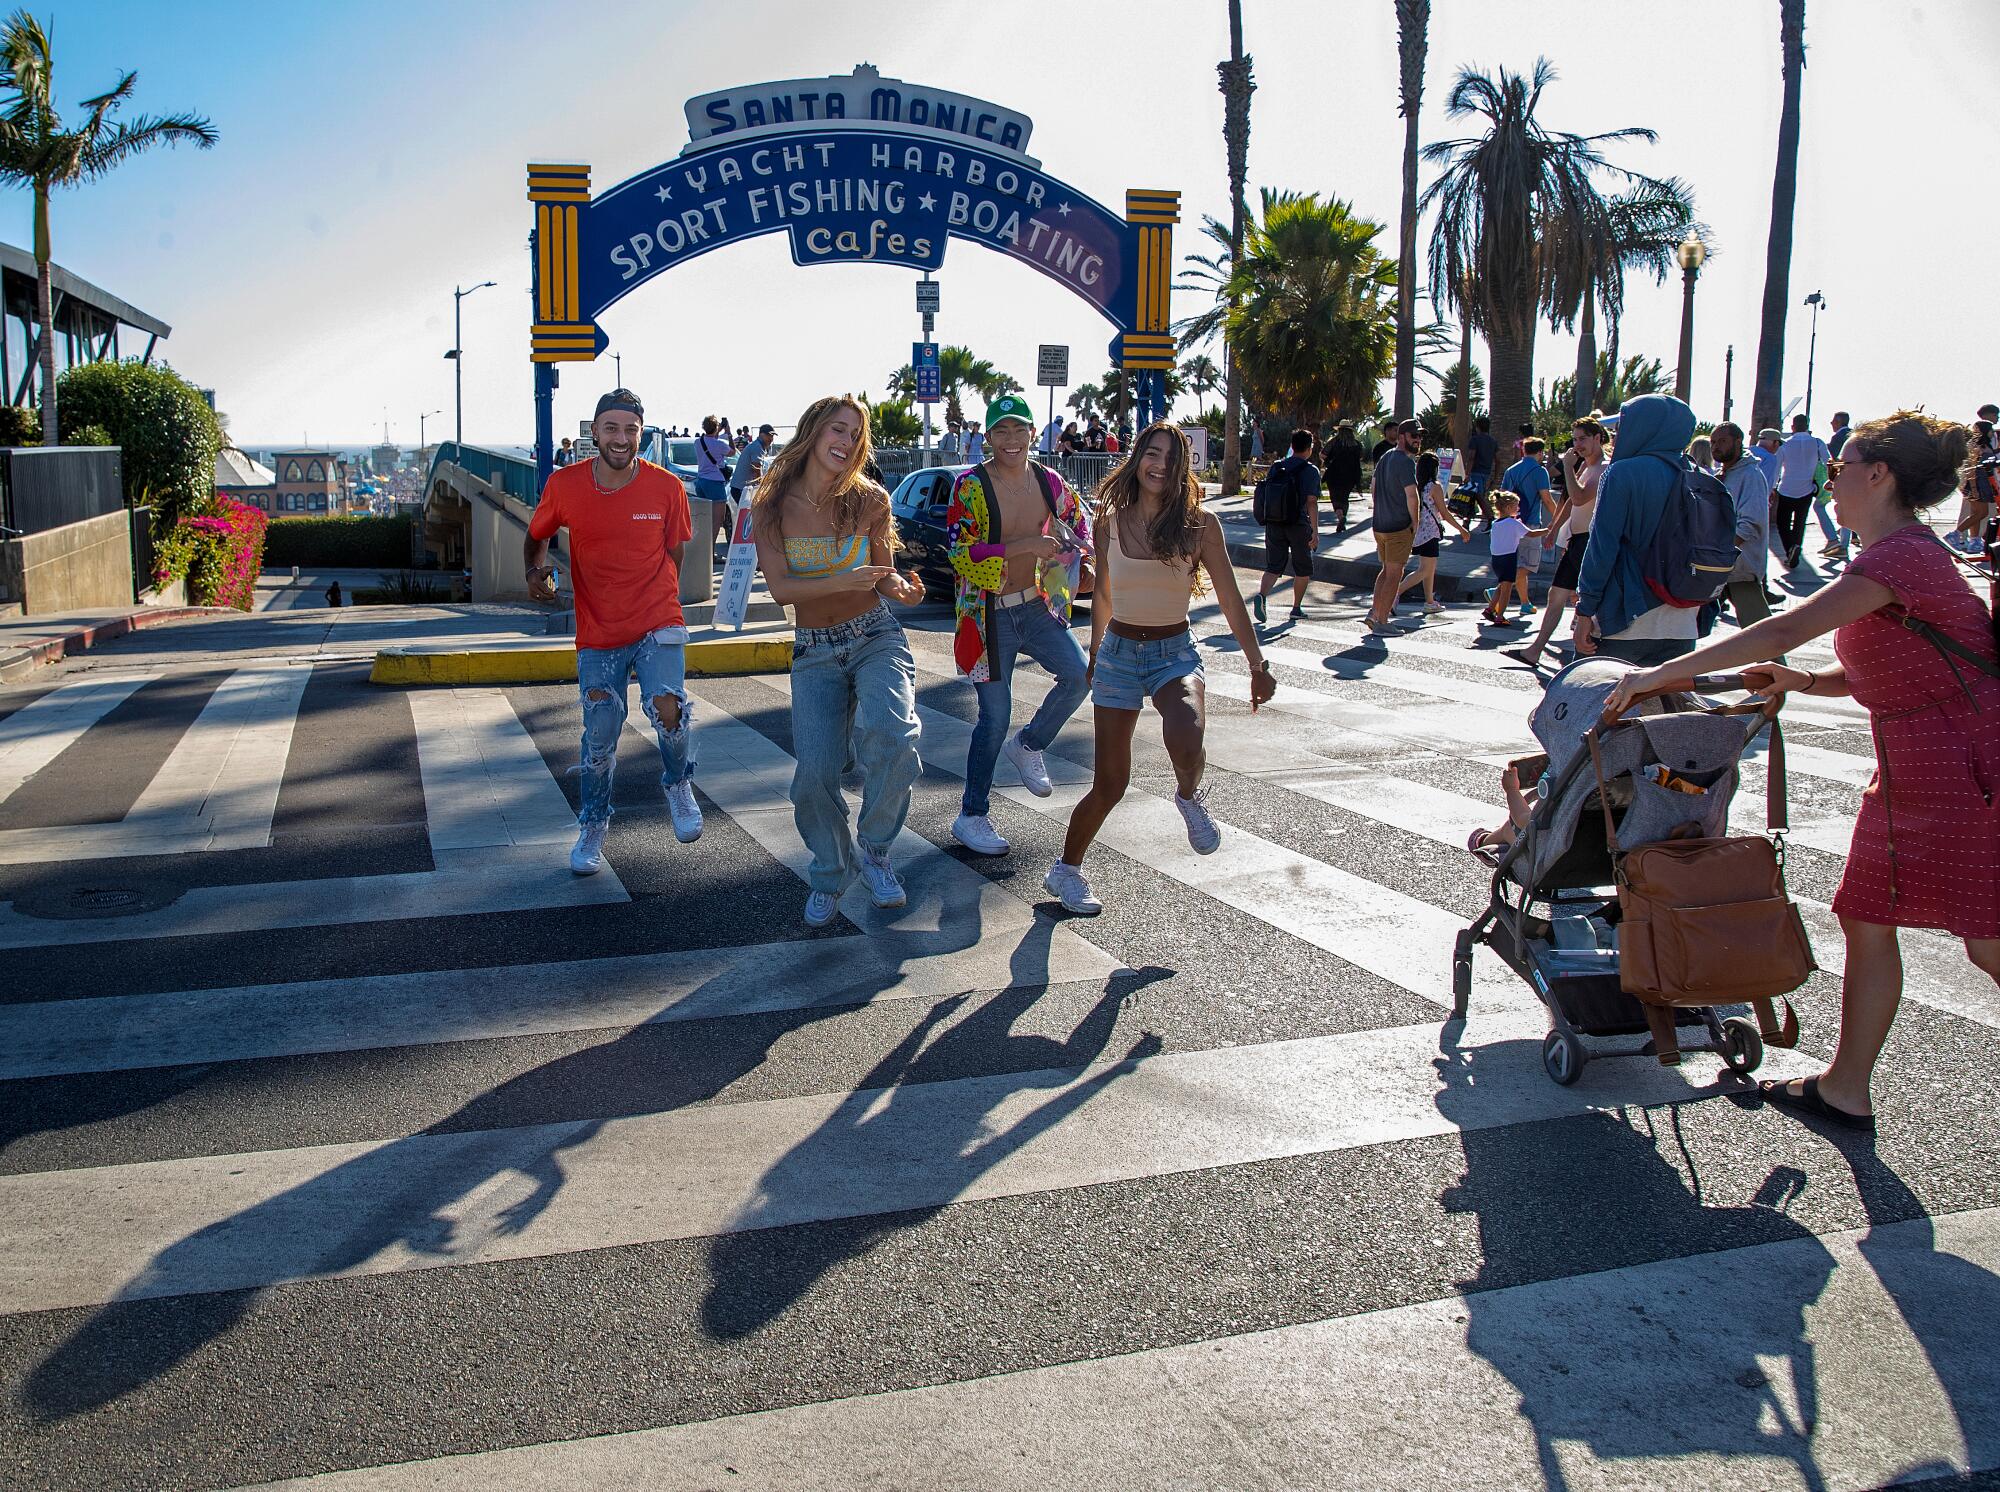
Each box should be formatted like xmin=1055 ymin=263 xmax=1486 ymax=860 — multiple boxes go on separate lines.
xmin=784 ymin=534 xmax=870 ymax=577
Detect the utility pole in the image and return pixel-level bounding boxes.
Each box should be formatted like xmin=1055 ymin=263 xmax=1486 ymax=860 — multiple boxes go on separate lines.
xmin=1722 ymin=346 xmax=1734 ymax=424
xmin=1801 ymin=292 xmax=1825 ymax=426
xmin=449 ymin=281 xmax=497 ymax=445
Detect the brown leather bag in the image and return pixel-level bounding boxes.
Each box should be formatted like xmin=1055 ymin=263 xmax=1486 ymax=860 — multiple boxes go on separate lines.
xmin=1588 ymin=701 xmax=1813 ymax=1057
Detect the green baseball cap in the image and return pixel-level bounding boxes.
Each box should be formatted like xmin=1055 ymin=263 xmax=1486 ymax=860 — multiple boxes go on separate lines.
xmin=985 ymin=393 xmax=1035 ymax=429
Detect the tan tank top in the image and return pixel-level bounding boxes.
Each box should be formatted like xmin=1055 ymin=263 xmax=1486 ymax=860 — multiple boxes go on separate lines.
xmin=1105 ymin=509 xmax=1198 ymax=626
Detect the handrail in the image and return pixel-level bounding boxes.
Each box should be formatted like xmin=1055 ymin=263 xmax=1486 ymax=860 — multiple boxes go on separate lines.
xmin=425 ymin=441 xmax=540 ymax=507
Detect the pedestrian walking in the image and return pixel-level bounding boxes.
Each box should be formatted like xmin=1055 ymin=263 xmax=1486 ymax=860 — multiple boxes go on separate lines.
xmin=1710 ymin=420 xmax=1778 ymax=626
xmin=1365 ymin=418 xmax=1422 ymax=631
xmin=1508 ymin=419 xmax=1605 ymax=666
xmin=964 ymin=421 xmax=984 ymax=463
xmin=524 ymin=387 xmax=703 ymax=874
xmin=1043 ymin=422 xmax=1275 ymax=914
xmin=750 ymin=395 xmax=925 ymax=928
xmin=1395 ymin=450 xmax=1470 ymax=614
xmin=1499 ymin=437 xmax=1553 ymax=615
xmin=729 ymin=424 xmax=776 ymax=530
xmin=324 ymin=579 xmax=343 ymax=608
xmin=1251 ymin=428 xmax=1323 ymax=624
xmin=945 ymin=392 xmax=1094 ymax=859
xmin=1570 ymin=393 xmax=1701 ymax=666
xmin=1771 ymin=415 xmax=1830 ymax=571
xmin=554 ymin=437 xmax=575 ymax=468
xmin=1460 ymin=415 xmax=1499 ymax=526
xmin=1601 ymin=411 xmax=1999 ymax=1129
xmin=1479 ymin=494 xmax=1533 ymax=628
xmin=1322 ymin=421 xmax=1364 ymax=532
xmin=694 ymin=415 xmax=734 ymax=538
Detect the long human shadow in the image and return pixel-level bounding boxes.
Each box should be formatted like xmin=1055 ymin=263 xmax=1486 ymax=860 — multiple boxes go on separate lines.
xmin=1433 ymin=1019 xmax=1838 ymax=1492
xmin=19 ymin=878 xmax=1066 ymax=1418
xmin=701 ymin=917 xmax=1167 ymax=1341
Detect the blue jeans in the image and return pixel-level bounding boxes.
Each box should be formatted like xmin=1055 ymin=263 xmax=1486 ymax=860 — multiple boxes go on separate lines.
xmin=791 ymin=602 xmax=922 ymax=895
xmin=962 ymin=598 xmax=1089 ymax=816
xmin=575 ymin=633 xmax=692 ymax=826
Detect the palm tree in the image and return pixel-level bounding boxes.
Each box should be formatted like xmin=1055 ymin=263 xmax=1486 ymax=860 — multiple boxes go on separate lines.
xmin=1421 ymin=58 xmax=1665 ymax=444
xmin=1219 ymin=190 xmax=1400 ymax=430
xmin=0 ymin=11 xmax=215 ymax=444
xmin=1217 ymin=0 xmax=1255 ymax=495
xmin=1752 ymin=0 xmax=1806 ymax=438
xmin=1391 ymin=0 xmax=1430 ymax=420
xmin=1066 ymin=380 xmax=1104 ymax=421
xmin=1179 ymin=353 xmax=1220 ymax=416
xmin=1543 ymin=178 xmax=1699 ymax=415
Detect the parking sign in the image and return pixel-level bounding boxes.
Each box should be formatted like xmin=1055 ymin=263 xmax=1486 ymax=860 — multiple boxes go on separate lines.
xmin=913 ymin=341 xmax=942 ymax=404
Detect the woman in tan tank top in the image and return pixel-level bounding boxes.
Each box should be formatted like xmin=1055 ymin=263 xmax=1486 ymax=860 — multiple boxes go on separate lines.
xmin=1042 ymin=422 xmax=1276 ymax=915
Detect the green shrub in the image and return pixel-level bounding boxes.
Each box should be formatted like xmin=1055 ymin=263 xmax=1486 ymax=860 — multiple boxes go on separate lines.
xmin=352 ymin=571 xmax=450 ymax=606
xmin=55 ymin=359 xmax=221 ymax=521
xmin=261 ymin=514 xmax=415 ymax=569
xmin=152 ymin=496 xmax=268 ymax=610
xmin=0 ymin=404 xmax=39 ymax=445
xmin=69 ymin=422 xmax=113 ymax=447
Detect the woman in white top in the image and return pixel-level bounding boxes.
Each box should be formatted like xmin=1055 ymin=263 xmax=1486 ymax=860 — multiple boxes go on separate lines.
xmin=1042 ymin=422 xmax=1274 ymax=915
xmin=1509 ymin=415 xmax=1606 ymax=668
xmin=1394 ymin=450 xmax=1472 ymax=612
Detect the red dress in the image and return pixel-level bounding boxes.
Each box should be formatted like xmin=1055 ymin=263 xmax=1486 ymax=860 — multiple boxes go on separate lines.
xmin=1830 ymin=525 xmax=2000 ymax=936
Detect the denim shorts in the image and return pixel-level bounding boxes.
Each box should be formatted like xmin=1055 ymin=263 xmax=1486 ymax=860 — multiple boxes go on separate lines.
xmin=1091 ymin=628 xmax=1202 ymax=710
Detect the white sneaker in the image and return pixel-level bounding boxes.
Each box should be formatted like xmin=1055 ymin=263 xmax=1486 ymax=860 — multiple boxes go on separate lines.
xmin=1043 ymin=860 xmax=1102 ymax=915
xmin=803 ymin=889 xmax=840 ymax=928
xmin=1424 ymin=600 xmax=1446 ymax=613
xmin=952 ymin=811 xmax=1010 ymax=856
xmin=570 ymin=821 xmax=608 ymax=875
xmin=1174 ymin=788 xmax=1222 ymax=855
xmin=666 ymin=779 xmax=703 ymax=843
xmin=858 ymin=845 xmax=906 ymax=908
xmin=1002 ymin=730 xmax=1053 ymax=797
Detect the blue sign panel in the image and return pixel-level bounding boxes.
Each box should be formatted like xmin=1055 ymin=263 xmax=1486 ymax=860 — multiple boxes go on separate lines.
xmin=583 ymin=130 xmax=1136 ymax=328
xmin=913 ymin=341 xmax=941 ymax=403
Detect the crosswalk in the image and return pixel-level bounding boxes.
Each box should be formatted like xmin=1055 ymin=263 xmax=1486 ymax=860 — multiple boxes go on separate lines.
xmin=2 ymin=632 xmax=1996 ymax=1492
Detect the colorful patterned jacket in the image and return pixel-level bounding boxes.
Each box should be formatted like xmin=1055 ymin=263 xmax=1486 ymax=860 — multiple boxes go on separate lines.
xmin=945 ymin=462 xmax=1092 ymax=681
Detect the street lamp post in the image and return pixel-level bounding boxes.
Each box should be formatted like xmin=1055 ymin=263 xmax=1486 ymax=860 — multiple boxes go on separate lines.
xmin=418 ymin=408 xmax=441 ymax=458
xmin=1802 ymin=291 xmax=1826 ymax=426
xmin=1723 ymin=345 xmax=1734 ymax=424
xmin=613 ymin=352 xmax=623 ymax=387
xmin=447 ymin=281 xmax=497 ymax=445
xmin=1674 ymin=231 xmax=1706 ymax=407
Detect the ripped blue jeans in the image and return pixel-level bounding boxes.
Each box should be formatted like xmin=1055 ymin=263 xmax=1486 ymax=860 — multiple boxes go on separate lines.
xmin=575 ymin=631 xmax=693 ymax=826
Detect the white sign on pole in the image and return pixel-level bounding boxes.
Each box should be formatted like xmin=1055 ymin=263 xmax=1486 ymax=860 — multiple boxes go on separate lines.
xmin=713 ymin=506 xmax=758 ymax=631
xmin=1037 ymin=344 xmax=1069 ymax=387
xmin=916 ymin=280 xmax=940 ymax=314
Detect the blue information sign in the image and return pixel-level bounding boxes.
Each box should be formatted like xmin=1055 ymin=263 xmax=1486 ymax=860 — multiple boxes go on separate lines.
xmin=913 ymin=341 xmax=941 ymax=404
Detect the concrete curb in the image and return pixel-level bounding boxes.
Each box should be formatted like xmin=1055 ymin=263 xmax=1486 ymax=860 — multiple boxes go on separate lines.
xmin=370 ymin=637 xmax=794 ymax=686
xmin=0 ymin=606 xmax=234 ymax=683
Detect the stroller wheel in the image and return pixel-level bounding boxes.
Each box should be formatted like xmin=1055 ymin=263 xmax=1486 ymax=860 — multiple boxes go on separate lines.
xmin=1542 ymin=1030 xmax=1587 ymax=1086
xmin=1720 ymin=1016 xmax=1765 ymax=1076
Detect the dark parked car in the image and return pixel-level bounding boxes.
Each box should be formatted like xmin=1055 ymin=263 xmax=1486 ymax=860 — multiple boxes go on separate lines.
xmin=888 ymin=464 xmax=971 ymax=598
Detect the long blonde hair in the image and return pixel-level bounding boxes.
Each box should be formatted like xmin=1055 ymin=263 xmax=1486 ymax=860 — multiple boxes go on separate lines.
xmin=753 ymin=395 xmax=890 ymax=546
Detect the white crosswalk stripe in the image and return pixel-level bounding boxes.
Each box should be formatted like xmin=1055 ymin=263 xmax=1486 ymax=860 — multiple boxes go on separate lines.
xmin=2 ymin=643 xmax=1994 ymax=1492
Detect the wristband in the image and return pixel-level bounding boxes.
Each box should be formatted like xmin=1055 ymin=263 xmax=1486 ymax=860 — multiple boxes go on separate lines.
xmin=1799 ymin=670 xmax=1818 ymax=694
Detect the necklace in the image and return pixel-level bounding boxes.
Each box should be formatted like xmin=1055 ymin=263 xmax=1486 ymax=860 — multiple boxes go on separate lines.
xmin=589 ymin=457 xmax=637 ymax=496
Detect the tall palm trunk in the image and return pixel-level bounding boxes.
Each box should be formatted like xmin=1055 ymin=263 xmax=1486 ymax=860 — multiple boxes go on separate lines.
xmin=1449 ymin=314 xmax=1472 ymax=453
xmin=1486 ymin=319 xmax=1536 ymax=451
xmin=1218 ymin=0 xmax=1254 ymax=494
xmin=1752 ymin=0 xmax=1806 ymax=438
xmin=1392 ymin=0 xmax=1429 ymax=420
xmin=33 ymin=185 xmax=56 ymax=445
xmin=1572 ymin=284 xmax=1598 ymax=417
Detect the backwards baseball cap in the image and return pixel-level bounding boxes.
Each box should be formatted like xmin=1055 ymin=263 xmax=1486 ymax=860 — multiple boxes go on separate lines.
xmin=758 ymin=423 xmax=775 ymax=435
xmin=594 ymin=388 xmax=644 ymax=421
xmin=1757 ymin=427 xmax=1782 ymax=441
xmin=985 ymin=393 xmax=1035 ymax=429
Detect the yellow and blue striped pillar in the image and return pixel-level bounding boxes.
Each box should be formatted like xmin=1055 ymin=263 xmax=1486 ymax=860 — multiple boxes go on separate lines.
xmin=1122 ymin=189 xmax=1181 ymax=430
xmin=527 ymin=163 xmax=600 ymax=485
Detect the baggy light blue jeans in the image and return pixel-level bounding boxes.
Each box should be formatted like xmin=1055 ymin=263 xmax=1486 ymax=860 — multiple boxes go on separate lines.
xmin=790 ymin=602 xmax=922 ymax=895
xmin=575 ymin=632 xmax=692 ymax=826
xmin=962 ymin=597 xmax=1089 ymax=817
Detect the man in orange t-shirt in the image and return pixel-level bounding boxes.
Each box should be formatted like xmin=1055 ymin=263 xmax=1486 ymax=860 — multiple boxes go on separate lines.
xmin=526 ymin=388 xmax=701 ymax=873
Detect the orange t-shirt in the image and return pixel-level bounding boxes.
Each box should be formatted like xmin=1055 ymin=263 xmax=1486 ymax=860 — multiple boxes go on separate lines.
xmin=528 ymin=460 xmax=692 ymax=650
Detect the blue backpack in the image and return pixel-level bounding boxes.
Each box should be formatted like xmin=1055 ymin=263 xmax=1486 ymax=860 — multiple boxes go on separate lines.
xmin=1640 ymin=459 xmax=1740 ymax=608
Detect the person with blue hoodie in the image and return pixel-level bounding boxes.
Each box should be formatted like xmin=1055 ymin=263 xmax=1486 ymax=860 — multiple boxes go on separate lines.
xmin=1571 ymin=394 xmax=1702 ymax=666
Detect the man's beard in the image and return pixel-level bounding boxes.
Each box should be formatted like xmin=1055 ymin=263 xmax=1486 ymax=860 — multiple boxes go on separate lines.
xmin=599 ymin=447 xmax=634 ymax=470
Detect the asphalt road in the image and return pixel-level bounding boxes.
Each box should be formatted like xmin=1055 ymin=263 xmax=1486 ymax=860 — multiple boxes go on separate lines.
xmin=1 ymin=561 xmax=1996 ymax=1492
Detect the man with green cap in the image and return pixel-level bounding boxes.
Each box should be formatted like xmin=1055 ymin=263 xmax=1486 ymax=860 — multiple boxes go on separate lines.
xmin=944 ymin=391 xmax=1095 ymax=857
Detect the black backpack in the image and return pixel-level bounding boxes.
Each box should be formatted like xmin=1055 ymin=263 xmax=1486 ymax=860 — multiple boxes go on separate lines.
xmin=1253 ymin=458 xmax=1304 ymax=525
xmin=1638 ymin=459 xmax=1740 ymax=608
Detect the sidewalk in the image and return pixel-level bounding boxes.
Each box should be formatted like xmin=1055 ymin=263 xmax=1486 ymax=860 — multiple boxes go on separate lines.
xmin=1208 ymin=488 xmax=1517 ymax=604
xmin=0 ymin=603 xmax=236 ymax=683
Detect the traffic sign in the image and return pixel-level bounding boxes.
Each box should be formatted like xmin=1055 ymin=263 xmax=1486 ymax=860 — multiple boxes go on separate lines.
xmin=916 ymin=279 xmax=940 ymax=314
xmin=913 ymin=341 xmax=942 ymax=404
xmin=1037 ymin=344 xmax=1070 ymax=387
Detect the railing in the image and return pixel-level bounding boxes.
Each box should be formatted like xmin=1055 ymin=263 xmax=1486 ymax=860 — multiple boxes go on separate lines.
xmin=868 ymin=446 xmax=1125 ymax=496
xmin=425 ymin=441 xmax=540 ymax=506
xmin=0 ymin=446 xmax=125 ymax=536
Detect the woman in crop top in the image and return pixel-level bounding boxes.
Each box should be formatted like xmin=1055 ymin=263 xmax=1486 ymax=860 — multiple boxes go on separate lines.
xmin=1042 ymin=421 xmax=1277 ymax=915
xmin=753 ymin=395 xmax=926 ymax=929
xmin=1509 ymin=415 xmax=1607 ymax=669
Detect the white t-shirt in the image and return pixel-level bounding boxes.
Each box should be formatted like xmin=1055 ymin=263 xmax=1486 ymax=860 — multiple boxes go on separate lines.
xmin=1609 ymin=602 xmax=1700 ymax=642
xmin=1490 ymin=515 xmax=1528 ymax=557
xmin=1774 ymin=432 xmax=1830 ymax=499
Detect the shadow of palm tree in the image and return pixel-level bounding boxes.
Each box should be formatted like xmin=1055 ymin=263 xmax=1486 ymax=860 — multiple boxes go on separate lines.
xmin=19 ymin=892 xmax=1101 ymax=1417
xmin=701 ymin=925 xmax=1168 ymax=1341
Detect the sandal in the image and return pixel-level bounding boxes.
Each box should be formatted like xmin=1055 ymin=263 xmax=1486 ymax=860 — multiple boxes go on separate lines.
xmin=1757 ymin=1076 xmax=1876 ymax=1133
xmin=1466 ymin=827 xmax=1506 ymax=864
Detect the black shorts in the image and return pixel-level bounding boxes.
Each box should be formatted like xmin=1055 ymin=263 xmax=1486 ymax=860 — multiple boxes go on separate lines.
xmin=1412 ymin=536 xmax=1440 ymax=559
xmin=1264 ymin=521 xmax=1314 ymax=577
xmin=1552 ymin=539 xmax=1585 ymax=590
xmin=1492 ymin=552 xmax=1520 ymax=583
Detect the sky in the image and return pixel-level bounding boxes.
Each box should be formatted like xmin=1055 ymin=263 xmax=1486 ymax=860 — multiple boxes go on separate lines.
xmin=24 ymin=0 xmax=2000 ymax=449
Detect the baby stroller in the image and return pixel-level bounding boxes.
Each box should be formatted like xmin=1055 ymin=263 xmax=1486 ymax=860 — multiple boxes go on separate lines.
xmin=1452 ymin=657 xmax=1805 ymax=1085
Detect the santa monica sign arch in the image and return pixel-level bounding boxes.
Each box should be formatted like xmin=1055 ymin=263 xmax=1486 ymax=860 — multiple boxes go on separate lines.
xmin=524 ymin=65 xmax=1180 ymax=480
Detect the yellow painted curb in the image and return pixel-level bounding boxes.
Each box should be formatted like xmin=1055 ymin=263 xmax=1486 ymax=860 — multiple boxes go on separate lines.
xmin=371 ymin=638 xmax=792 ymax=686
